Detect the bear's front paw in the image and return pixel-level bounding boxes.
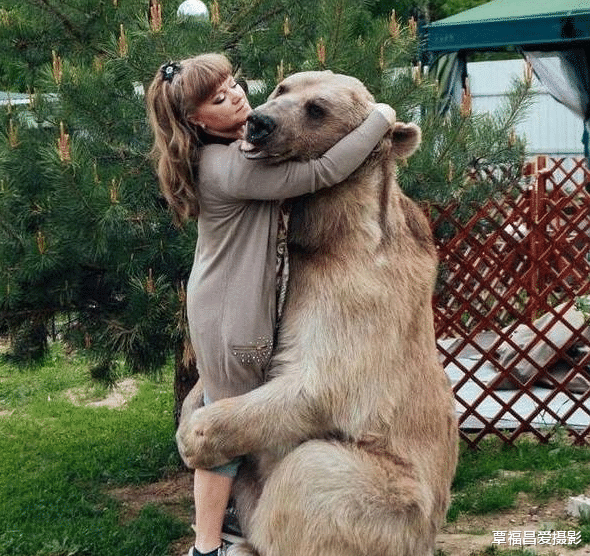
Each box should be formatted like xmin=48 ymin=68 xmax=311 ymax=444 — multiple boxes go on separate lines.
xmin=176 ymin=401 xmax=238 ymax=469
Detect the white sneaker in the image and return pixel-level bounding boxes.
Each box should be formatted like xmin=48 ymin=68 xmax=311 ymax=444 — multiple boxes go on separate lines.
xmin=188 ymin=543 xmax=229 ymax=556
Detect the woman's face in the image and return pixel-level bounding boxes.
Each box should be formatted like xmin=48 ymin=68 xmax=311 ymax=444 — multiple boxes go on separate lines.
xmin=190 ymin=74 xmax=251 ymax=139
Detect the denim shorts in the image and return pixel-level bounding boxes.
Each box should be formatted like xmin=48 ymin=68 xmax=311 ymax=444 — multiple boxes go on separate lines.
xmin=203 ymin=391 xmax=243 ymax=478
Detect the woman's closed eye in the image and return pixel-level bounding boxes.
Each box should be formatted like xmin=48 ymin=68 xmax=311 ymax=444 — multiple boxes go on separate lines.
xmin=213 ymin=81 xmax=239 ymax=104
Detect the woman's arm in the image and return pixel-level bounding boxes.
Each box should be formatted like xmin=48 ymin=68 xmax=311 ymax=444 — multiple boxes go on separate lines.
xmin=206 ymin=107 xmax=393 ymax=201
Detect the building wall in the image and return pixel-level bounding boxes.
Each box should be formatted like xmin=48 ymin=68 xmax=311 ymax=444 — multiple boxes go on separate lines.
xmin=468 ymin=58 xmax=584 ymax=158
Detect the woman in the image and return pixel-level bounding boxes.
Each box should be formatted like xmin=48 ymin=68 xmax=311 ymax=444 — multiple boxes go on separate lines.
xmin=146 ymin=53 xmax=394 ymax=556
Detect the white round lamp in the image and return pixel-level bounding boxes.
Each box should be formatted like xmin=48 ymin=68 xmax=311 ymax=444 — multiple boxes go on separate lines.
xmin=177 ymin=0 xmax=209 ymax=21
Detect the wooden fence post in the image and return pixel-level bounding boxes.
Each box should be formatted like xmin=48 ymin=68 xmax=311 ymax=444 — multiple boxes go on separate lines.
xmin=527 ymin=155 xmax=548 ymax=323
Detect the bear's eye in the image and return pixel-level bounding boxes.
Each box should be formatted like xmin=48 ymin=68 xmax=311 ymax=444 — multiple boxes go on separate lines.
xmin=275 ymin=85 xmax=287 ymax=96
xmin=306 ymin=102 xmax=325 ymax=120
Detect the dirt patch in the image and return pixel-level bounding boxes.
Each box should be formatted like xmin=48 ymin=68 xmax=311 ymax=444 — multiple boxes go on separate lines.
xmin=108 ymin=471 xmax=193 ymax=523
xmin=65 ymin=377 xmax=139 ymax=409
xmin=0 ymin=335 xmax=9 ymax=354
xmin=438 ymin=493 xmax=590 ymax=555
xmin=108 ymin=471 xmax=195 ymax=555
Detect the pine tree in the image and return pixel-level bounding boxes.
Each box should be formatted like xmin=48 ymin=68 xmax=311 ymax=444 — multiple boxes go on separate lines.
xmin=0 ymin=0 xmax=530 ymax=418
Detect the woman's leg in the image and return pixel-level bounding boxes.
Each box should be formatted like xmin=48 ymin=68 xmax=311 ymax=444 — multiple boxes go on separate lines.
xmin=193 ymin=468 xmax=233 ymax=553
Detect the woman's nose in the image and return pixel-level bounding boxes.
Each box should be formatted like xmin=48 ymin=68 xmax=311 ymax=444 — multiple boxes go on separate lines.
xmin=230 ymin=86 xmax=244 ymax=103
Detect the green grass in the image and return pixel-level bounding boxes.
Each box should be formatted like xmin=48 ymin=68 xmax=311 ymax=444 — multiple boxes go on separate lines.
xmin=449 ymin=435 xmax=590 ymax=522
xmin=0 ymin=343 xmax=188 ymax=556
xmin=446 ymin=434 xmax=590 ymax=553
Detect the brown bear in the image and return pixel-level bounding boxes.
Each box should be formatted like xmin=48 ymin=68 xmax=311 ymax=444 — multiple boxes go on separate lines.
xmin=176 ymin=70 xmax=458 ymax=556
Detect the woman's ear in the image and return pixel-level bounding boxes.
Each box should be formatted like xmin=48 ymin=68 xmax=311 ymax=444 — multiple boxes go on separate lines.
xmin=186 ymin=113 xmax=202 ymax=126
xmin=391 ymin=122 xmax=421 ymax=159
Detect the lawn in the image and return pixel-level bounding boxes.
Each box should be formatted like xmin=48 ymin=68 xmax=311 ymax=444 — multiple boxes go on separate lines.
xmin=450 ymin=434 xmax=590 ymax=522
xmin=2 ymin=342 xmax=590 ymax=556
xmin=0 ymin=343 xmax=188 ymax=556
xmin=440 ymin=435 xmax=590 ymax=555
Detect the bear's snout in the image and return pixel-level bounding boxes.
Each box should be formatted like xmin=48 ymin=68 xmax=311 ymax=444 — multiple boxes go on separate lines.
xmin=246 ymin=112 xmax=277 ymax=146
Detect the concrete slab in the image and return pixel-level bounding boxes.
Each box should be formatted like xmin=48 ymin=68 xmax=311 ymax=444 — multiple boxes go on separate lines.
xmin=444 ymin=357 xmax=590 ymax=432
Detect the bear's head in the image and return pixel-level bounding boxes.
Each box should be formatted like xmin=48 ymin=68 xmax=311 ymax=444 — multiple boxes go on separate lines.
xmin=241 ymin=70 xmax=421 ymax=163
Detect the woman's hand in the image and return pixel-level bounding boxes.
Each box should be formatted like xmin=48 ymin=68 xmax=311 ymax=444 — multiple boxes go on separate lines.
xmin=372 ymin=103 xmax=396 ymax=126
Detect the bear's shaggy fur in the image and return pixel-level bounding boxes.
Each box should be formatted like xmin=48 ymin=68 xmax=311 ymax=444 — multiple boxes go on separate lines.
xmin=177 ymin=71 xmax=458 ymax=556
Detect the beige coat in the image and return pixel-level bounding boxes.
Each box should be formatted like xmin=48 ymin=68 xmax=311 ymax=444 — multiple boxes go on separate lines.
xmin=187 ymin=109 xmax=389 ymax=401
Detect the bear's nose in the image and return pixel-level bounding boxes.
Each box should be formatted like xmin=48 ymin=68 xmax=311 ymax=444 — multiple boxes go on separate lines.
xmin=246 ymin=113 xmax=277 ymax=145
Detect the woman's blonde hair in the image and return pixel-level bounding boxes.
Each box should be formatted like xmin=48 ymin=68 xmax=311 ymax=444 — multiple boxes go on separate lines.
xmin=146 ymin=53 xmax=233 ymax=223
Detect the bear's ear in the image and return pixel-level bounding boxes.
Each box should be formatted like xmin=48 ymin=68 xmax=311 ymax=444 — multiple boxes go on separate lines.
xmin=391 ymin=122 xmax=421 ymax=159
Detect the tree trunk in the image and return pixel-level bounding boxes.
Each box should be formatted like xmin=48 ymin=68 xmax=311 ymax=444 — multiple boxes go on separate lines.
xmin=173 ymin=338 xmax=199 ymax=428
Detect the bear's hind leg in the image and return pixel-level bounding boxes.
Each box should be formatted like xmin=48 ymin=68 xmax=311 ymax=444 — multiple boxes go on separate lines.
xmin=246 ymin=440 xmax=436 ymax=556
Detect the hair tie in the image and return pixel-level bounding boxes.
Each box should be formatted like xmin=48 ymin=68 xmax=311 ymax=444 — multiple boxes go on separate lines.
xmin=161 ymin=61 xmax=181 ymax=83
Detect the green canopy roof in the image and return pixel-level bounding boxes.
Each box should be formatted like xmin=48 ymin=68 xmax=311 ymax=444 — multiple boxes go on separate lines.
xmin=426 ymin=0 xmax=590 ymax=54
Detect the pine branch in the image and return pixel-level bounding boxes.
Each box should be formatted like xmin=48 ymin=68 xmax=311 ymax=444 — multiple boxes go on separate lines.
xmin=329 ymin=1 xmax=345 ymax=63
xmin=0 ymin=217 xmax=24 ymax=247
xmin=223 ymin=6 xmax=285 ymax=52
xmin=435 ymin=116 xmax=468 ymax=165
xmin=499 ymin=76 xmax=535 ymax=134
xmin=30 ymin=0 xmax=84 ymax=44
xmin=223 ymin=0 xmax=266 ymax=33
